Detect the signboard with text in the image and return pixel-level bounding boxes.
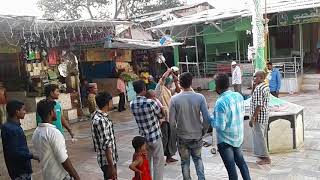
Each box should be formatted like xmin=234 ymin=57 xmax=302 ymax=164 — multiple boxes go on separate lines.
xmin=278 ymin=8 xmax=320 ymax=26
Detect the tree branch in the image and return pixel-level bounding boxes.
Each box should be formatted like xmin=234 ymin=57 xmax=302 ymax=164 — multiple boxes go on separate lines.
xmin=86 ymin=6 xmax=94 ymax=19
xmin=86 ymin=0 xmax=94 ymax=19
xmin=114 ymin=0 xmax=124 ymax=19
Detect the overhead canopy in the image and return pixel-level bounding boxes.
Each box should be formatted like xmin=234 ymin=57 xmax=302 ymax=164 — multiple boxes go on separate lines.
xmin=104 ymin=38 xmax=183 ymax=50
xmin=0 ymin=14 xmax=133 ymax=33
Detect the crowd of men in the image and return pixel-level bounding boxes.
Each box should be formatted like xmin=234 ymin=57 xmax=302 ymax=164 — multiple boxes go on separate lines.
xmin=0 ymin=62 xmax=279 ymax=180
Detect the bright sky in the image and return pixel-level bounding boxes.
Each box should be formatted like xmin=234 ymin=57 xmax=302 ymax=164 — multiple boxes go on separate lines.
xmin=0 ymin=0 xmax=247 ymax=17
xmin=0 ymin=0 xmax=42 ymax=16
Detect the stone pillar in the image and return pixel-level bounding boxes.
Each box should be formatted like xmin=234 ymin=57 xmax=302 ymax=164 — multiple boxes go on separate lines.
xmin=251 ymin=0 xmax=265 ymax=71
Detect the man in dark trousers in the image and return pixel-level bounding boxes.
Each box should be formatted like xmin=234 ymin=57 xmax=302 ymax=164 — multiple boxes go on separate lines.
xmin=91 ymin=92 xmax=118 ymax=180
xmin=210 ymin=73 xmax=251 ymax=180
xmin=1 ymin=100 xmax=40 ymax=180
xmin=117 ymin=76 xmax=126 ymax=112
xmin=33 ymin=99 xmax=80 ymax=180
xmin=169 ymin=72 xmax=211 ymax=180
xmin=267 ymin=62 xmax=281 ymax=97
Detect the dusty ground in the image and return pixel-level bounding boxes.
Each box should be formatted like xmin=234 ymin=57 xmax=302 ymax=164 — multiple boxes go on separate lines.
xmin=1 ymin=90 xmax=320 ymax=180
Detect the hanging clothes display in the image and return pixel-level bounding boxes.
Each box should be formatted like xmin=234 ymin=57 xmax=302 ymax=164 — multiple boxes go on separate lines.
xmin=48 ymin=48 xmax=59 ymax=65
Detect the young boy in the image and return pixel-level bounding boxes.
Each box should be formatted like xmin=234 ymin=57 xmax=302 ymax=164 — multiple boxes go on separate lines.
xmin=91 ymin=92 xmax=118 ymax=180
xmin=130 ymin=136 xmax=151 ymax=180
xmin=36 ymin=84 xmax=74 ymax=138
xmin=1 ymin=100 xmax=40 ymax=180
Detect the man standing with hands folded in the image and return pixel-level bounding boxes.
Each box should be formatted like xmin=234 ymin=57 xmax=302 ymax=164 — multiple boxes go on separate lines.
xmin=250 ymin=71 xmax=271 ymax=165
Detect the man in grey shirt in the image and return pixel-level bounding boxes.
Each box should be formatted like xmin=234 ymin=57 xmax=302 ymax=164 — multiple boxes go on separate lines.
xmin=169 ymin=72 xmax=211 ymax=180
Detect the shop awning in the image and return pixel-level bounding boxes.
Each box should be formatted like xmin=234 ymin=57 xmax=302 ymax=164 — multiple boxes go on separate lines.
xmin=104 ymin=38 xmax=183 ymax=49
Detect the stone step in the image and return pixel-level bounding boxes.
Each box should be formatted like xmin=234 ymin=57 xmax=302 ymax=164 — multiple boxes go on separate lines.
xmin=302 ymin=74 xmax=320 ymax=90
xmin=303 ymin=78 xmax=320 ymax=85
xmin=303 ymin=74 xmax=320 ymax=79
xmin=302 ymin=84 xmax=320 ymax=91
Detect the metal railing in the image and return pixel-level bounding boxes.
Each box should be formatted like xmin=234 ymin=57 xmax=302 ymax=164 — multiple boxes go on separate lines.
xmin=269 ymin=57 xmax=303 ymax=79
xmin=179 ymin=61 xmax=234 ymax=78
xmin=178 ymin=57 xmax=303 ymax=79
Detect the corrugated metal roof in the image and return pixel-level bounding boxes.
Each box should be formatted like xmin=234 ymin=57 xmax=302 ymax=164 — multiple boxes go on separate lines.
xmin=0 ymin=14 xmax=132 ymax=33
xmin=132 ymin=1 xmax=214 ymax=19
xmin=104 ymin=38 xmax=183 ymax=49
xmin=149 ymin=0 xmax=320 ymax=29
xmin=267 ymin=0 xmax=320 ymax=13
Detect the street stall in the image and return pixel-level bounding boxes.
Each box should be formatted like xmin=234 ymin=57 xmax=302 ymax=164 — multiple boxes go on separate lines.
xmin=103 ymin=38 xmax=183 ymax=101
xmin=83 ymin=47 xmax=135 ymax=103
xmin=0 ymin=15 xmax=130 ymax=130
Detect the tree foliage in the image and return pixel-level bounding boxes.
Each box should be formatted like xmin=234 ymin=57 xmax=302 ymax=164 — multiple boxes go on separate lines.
xmin=141 ymin=0 xmax=183 ymax=14
xmin=37 ymin=0 xmax=183 ymax=20
xmin=114 ymin=0 xmax=152 ymax=18
xmin=37 ymin=0 xmax=111 ymax=19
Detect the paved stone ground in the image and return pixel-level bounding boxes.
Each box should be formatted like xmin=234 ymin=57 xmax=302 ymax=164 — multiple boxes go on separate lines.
xmin=1 ymin=90 xmax=320 ymax=180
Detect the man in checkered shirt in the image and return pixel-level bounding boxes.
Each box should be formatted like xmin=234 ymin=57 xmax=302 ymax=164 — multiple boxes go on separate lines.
xmin=91 ymin=92 xmax=118 ymax=180
xmin=250 ymin=71 xmax=271 ymax=165
xmin=130 ymin=80 xmax=165 ymax=180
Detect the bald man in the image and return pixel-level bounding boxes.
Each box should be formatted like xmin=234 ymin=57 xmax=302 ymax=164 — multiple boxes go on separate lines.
xmin=250 ymin=71 xmax=271 ymax=165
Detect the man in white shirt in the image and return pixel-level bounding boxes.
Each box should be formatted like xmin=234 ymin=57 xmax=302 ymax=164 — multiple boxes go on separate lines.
xmin=231 ymin=61 xmax=242 ymax=94
xmin=32 ymin=99 xmax=80 ymax=180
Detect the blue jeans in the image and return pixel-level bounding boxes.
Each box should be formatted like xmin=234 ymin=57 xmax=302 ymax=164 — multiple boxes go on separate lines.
xmin=178 ymin=138 xmax=205 ymax=180
xmin=218 ymin=142 xmax=251 ymax=180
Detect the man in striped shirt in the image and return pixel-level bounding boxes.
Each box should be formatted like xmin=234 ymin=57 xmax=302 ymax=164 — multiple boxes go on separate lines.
xmin=210 ymin=73 xmax=251 ymax=180
xmin=130 ymin=80 xmax=165 ymax=180
xmin=91 ymin=92 xmax=118 ymax=180
xmin=250 ymin=71 xmax=271 ymax=165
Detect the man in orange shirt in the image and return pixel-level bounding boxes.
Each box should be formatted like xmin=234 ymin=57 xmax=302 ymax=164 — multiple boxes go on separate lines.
xmin=0 ymin=82 xmax=7 ymax=126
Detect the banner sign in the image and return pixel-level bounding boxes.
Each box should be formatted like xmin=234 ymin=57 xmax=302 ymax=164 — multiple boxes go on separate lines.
xmin=278 ymin=8 xmax=320 ymax=26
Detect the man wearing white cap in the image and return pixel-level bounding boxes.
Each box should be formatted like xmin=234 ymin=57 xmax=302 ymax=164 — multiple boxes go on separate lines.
xmin=231 ymin=61 xmax=242 ymax=94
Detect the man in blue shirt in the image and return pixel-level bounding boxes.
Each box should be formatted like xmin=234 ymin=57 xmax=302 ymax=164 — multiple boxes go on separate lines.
xmin=209 ymin=73 xmax=251 ymax=180
xmin=267 ymin=62 xmax=281 ymax=97
xmin=1 ymin=100 xmax=39 ymax=180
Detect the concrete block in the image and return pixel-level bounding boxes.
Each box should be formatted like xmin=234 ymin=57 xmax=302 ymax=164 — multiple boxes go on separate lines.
xmin=192 ymin=78 xmax=213 ymax=90
xmin=35 ymin=93 xmax=73 ymax=110
xmin=21 ymin=112 xmax=36 ymax=131
xmin=113 ymin=96 xmax=120 ymax=105
xmin=63 ymin=109 xmax=78 ymax=121
xmin=58 ymin=93 xmax=72 ymax=110
xmin=7 ymin=92 xmax=73 ymax=112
